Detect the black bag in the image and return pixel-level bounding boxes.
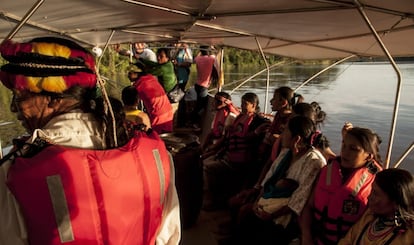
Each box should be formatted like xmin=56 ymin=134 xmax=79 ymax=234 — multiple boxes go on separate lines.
xmin=167 ymin=84 xmax=185 ymax=103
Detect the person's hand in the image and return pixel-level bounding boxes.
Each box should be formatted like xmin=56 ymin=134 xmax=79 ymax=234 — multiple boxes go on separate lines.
xmin=342 ymin=122 xmax=353 ymax=138
xmin=253 ymin=202 xmax=273 ymax=221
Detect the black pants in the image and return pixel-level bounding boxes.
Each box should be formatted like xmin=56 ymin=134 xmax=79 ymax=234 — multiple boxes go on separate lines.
xmin=191 ymin=84 xmax=209 ymax=124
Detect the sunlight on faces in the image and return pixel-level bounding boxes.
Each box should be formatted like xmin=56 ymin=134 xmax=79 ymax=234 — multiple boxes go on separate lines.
xmin=340 ymin=133 xmax=371 ymax=169
xmin=368 ymin=182 xmax=396 ymax=218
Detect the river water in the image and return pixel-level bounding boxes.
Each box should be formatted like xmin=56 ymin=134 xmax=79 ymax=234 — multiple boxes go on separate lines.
xmin=222 ymin=62 xmax=414 ymax=173
xmin=1 ymin=62 xmax=413 ymax=172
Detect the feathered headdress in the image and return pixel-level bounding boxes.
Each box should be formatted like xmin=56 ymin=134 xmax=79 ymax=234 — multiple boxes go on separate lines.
xmin=0 ymin=37 xmax=96 ymax=93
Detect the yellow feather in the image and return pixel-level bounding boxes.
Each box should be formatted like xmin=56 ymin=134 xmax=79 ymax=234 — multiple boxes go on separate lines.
xmin=26 ymin=76 xmax=68 ymax=93
xmin=26 ymin=77 xmax=42 ymax=93
xmin=32 ymin=43 xmax=71 ymax=58
xmin=41 ymin=77 xmax=67 ymax=93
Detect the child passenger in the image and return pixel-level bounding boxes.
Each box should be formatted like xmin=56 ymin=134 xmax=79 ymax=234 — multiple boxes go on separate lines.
xmin=232 ymin=115 xmax=326 ymax=245
xmin=121 ymin=85 xmax=151 ymax=133
xmin=301 ymin=125 xmax=383 ymax=245
xmin=228 ymin=102 xmax=332 ymax=228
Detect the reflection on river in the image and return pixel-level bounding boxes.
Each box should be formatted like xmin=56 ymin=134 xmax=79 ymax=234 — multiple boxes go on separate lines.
xmin=0 ymin=62 xmax=413 ymax=172
xmin=224 ymin=62 xmax=414 ymax=173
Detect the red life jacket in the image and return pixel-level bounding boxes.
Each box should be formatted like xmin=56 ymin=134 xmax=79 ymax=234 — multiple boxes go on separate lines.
xmin=226 ymin=113 xmax=254 ymax=164
xmin=134 ymin=74 xmax=173 ymax=133
xmin=7 ymin=131 xmax=171 ymax=245
xmin=313 ymin=158 xmax=382 ymax=245
xmin=211 ymin=108 xmax=229 ymax=138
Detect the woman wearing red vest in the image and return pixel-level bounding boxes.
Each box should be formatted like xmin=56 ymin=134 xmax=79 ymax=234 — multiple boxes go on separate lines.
xmin=0 ymin=37 xmax=180 ymax=245
xmin=203 ymin=92 xmax=270 ymax=211
xmin=201 ymin=91 xmax=239 ymax=159
xmin=301 ymin=125 xmax=383 ymax=245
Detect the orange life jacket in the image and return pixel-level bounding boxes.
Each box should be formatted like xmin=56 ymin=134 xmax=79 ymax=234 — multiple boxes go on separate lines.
xmin=7 ymin=131 xmax=171 ymax=245
xmin=313 ymin=158 xmax=382 ymax=245
xmin=226 ymin=113 xmax=254 ymax=164
xmin=211 ymin=108 xmax=229 ymax=138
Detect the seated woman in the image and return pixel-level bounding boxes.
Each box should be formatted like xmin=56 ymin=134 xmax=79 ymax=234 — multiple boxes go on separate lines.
xmin=301 ymin=125 xmax=383 ymax=245
xmin=201 ymin=91 xmax=239 ymax=159
xmin=256 ymin=86 xmax=304 ymax=158
xmin=232 ymin=115 xmax=327 ymax=245
xmin=203 ymin=92 xmax=270 ymax=210
xmin=338 ymin=168 xmax=414 ymax=245
xmin=229 ymin=102 xmax=333 ymax=219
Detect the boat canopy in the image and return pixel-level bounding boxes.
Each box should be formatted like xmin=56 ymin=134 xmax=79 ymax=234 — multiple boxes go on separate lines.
xmin=1 ymin=0 xmax=413 ymax=167
xmin=1 ymin=0 xmax=413 ymax=60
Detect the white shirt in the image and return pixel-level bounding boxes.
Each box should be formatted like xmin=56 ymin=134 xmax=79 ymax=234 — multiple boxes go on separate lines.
xmin=262 ymin=148 xmax=326 ymax=215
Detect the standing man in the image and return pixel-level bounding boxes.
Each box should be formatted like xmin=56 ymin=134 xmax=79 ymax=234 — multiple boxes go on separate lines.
xmin=172 ymin=43 xmax=193 ymax=91
xmin=0 ymin=37 xmax=180 ymax=245
xmin=192 ymin=45 xmax=217 ymax=128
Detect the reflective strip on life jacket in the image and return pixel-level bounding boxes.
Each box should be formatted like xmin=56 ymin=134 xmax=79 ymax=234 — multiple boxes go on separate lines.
xmin=47 ymin=175 xmax=74 ymax=243
xmin=313 ymin=159 xmax=381 ymax=244
xmin=227 ymin=113 xmax=254 ymax=163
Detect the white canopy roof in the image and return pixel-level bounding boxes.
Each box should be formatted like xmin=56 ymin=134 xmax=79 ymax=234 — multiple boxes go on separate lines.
xmin=1 ymin=0 xmax=413 ymax=60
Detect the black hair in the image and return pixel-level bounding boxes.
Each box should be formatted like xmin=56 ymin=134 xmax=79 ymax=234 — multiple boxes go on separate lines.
xmin=293 ymin=102 xmax=326 ymax=128
xmin=157 ymin=48 xmax=171 ymax=60
xmin=121 ymin=86 xmax=139 ymax=106
xmin=274 ymin=86 xmax=304 ymax=110
xmin=241 ymin=92 xmax=260 ymax=113
xmin=199 ymin=45 xmax=210 ymax=56
xmin=310 ymin=101 xmax=326 ymax=126
xmin=374 ymin=168 xmax=414 ymax=222
xmin=215 ymin=91 xmax=231 ymax=101
xmin=51 ymin=85 xmax=130 ymax=148
xmin=287 ymin=115 xmax=316 ymax=147
xmin=346 ymin=127 xmax=382 ymax=164
xmin=95 ymin=96 xmax=129 ymax=148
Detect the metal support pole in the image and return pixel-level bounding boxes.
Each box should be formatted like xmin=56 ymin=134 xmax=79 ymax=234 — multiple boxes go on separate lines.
xmin=354 ymin=0 xmax=403 ymax=169
xmin=2 ymin=0 xmax=45 ymax=44
xmin=255 ymin=37 xmax=270 ymax=113
xmin=393 ymin=142 xmax=414 ymax=169
xmin=295 ymin=55 xmax=356 ymax=92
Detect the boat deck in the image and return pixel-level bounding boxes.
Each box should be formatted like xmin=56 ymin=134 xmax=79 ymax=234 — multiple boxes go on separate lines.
xmin=181 ymin=210 xmax=220 ymax=245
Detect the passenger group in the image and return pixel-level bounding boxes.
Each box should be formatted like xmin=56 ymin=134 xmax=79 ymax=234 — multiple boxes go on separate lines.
xmin=0 ymin=38 xmax=413 ymax=245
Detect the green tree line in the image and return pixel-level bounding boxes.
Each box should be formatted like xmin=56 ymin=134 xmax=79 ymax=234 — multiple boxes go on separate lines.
xmin=96 ymin=45 xmax=284 ymax=78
